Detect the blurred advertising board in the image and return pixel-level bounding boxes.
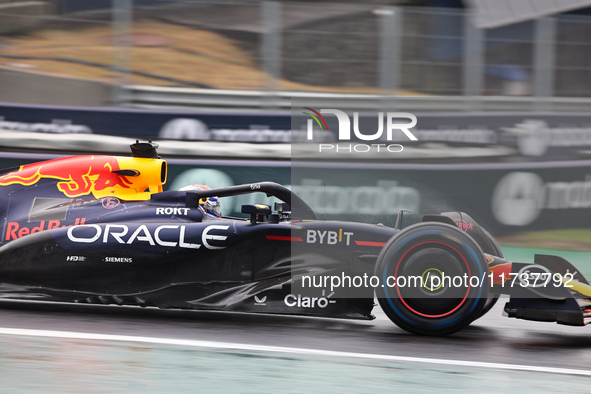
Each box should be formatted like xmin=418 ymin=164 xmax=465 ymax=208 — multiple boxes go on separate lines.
xmin=1 ymin=153 xmax=591 ymax=236
xmin=2 ymin=103 xmax=591 ymax=160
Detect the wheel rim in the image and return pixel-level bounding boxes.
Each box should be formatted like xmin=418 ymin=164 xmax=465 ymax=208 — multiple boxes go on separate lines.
xmin=392 ymin=241 xmax=472 ymax=318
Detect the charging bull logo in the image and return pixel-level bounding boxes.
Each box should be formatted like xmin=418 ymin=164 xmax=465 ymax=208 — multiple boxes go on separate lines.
xmin=0 ymin=156 xmax=133 ymax=198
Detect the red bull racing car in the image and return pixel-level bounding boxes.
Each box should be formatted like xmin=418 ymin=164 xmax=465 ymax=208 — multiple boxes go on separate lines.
xmin=0 ymin=141 xmax=590 ymax=335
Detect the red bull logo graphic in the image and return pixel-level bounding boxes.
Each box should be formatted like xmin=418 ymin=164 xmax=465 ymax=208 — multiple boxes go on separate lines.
xmin=6 ymin=218 xmax=86 ymax=241
xmin=0 ymin=156 xmax=133 ymax=198
xmin=488 ymin=258 xmax=513 ymax=285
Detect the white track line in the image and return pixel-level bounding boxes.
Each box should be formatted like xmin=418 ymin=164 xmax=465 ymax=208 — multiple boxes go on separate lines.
xmin=1 ymin=327 xmax=590 ymax=377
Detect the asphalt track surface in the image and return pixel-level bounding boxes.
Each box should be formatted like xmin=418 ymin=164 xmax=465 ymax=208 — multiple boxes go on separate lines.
xmin=1 ymin=296 xmax=591 ymax=392
xmin=2 ymin=246 xmax=591 ymax=391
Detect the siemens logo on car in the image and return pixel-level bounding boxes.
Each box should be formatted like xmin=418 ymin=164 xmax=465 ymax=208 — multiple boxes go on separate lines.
xmin=105 ymin=257 xmax=133 ymax=263
xmin=67 ymin=224 xmax=229 ymax=250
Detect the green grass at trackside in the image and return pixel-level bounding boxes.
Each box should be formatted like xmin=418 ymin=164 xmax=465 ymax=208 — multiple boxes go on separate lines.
xmin=497 ymin=229 xmax=591 ymax=252
xmin=500 ymin=246 xmax=591 ymax=280
xmin=497 ymin=229 xmax=591 ymax=279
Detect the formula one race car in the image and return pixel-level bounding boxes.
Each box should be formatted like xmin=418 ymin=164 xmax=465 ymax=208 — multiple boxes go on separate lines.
xmin=0 ymin=141 xmax=590 ymax=335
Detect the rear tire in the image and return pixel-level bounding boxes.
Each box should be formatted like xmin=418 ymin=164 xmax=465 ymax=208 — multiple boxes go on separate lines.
xmin=375 ymin=222 xmax=489 ymax=336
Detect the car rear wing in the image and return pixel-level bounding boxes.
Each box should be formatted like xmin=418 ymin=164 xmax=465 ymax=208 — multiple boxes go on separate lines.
xmin=184 ymin=182 xmax=317 ymax=221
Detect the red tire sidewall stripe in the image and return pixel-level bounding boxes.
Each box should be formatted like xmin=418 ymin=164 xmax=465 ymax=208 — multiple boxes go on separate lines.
xmin=394 ymin=241 xmax=472 ymax=318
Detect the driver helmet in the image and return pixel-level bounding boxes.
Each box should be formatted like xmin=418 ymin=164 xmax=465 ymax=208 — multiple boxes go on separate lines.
xmin=179 ymin=184 xmax=221 ymax=218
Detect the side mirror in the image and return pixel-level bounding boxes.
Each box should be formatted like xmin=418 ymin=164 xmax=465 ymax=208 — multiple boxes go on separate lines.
xmin=242 ymin=204 xmax=271 ymax=224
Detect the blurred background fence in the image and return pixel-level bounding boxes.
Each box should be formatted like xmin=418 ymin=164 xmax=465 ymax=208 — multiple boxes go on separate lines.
xmin=3 ymin=0 xmax=591 ymax=236
xmin=1 ymin=0 xmax=591 ymax=111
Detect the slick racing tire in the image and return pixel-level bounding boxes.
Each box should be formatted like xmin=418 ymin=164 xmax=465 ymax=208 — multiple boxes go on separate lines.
xmin=474 ymin=227 xmax=503 ymax=320
xmin=375 ymin=222 xmax=489 ymax=336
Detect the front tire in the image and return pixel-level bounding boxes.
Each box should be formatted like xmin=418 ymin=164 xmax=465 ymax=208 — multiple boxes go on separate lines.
xmin=375 ymin=222 xmax=489 ymax=336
